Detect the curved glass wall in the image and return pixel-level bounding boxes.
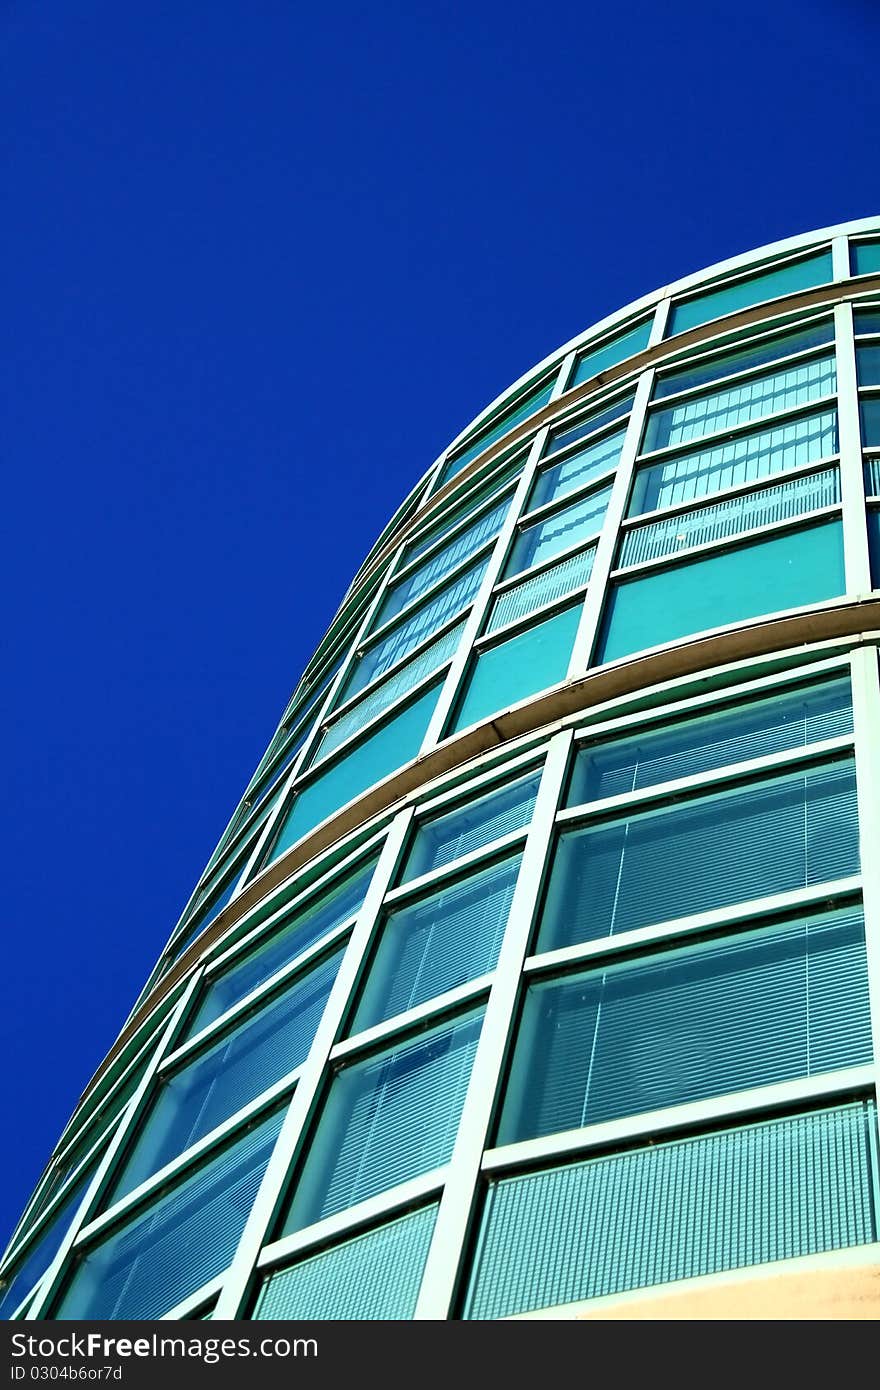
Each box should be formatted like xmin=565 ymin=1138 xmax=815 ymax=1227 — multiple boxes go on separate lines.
xmin=6 ymin=218 xmax=880 ymax=1323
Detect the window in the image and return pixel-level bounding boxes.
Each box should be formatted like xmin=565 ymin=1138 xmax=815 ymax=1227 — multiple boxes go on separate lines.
xmin=528 ymin=427 xmax=625 ymax=512
xmin=186 ymin=856 xmax=377 ymax=1038
xmin=452 ymin=602 xmax=582 ymax=733
xmin=109 ymin=951 xmax=342 ymax=1204
xmin=281 ymin=1011 xmax=482 ymax=1234
xmin=851 ymin=241 xmax=880 ymax=277
xmin=539 ymin=757 xmax=859 ymax=952
xmin=653 ymin=320 xmax=834 ymax=400
xmin=597 ymin=521 xmax=845 ymax=665
xmin=507 ymin=486 xmax=611 ymax=577
xmin=441 ymin=377 xmax=557 ymax=483
xmin=351 ymin=856 xmax=520 ymax=1032
xmin=501 ymin=907 xmax=870 ymax=1142
xmin=402 ymin=770 xmax=540 ymax=882
xmin=569 ymin=320 xmax=651 ymax=389
xmin=667 ymin=252 xmax=833 ymax=336
xmin=0 ymin=1170 xmax=93 ymax=1320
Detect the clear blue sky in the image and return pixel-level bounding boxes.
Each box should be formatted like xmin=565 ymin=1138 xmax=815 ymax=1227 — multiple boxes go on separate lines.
xmin=1 ymin=0 xmax=877 ymax=1250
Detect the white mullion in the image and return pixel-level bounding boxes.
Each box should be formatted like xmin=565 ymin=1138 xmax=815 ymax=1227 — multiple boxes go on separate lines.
xmin=480 ymin=1064 xmax=875 ymax=1176
xmin=211 ymin=808 xmax=414 ymax=1319
xmin=418 ymin=429 xmax=550 ymax=753
xmin=25 ymin=973 xmax=202 ymax=1320
xmin=523 ymin=876 xmax=863 ymax=978
xmin=413 ymin=729 xmax=572 ymax=1320
xmin=240 ymin=542 xmax=410 ymax=882
xmin=832 ymin=235 xmax=851 ymax=283
xmin=553 ymin=350 xmax=576 ymax=398
xmin=647 ymin=297 xmax=670 ymax=348
xmin=848 ymin=647 xmax=880 ymax=1108
xmin=565 ymin=369 xmax=654 ymax=675
xmin=834 ymin=301 xmax=872 ymax=594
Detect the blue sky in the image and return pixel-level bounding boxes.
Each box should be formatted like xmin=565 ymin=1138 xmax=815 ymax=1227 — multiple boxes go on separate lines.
xmin=1 ymin=0 xmax=878 ymax=1249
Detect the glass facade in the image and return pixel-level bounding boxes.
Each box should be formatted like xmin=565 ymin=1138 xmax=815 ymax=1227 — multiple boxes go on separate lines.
xmin=7 ymin=219 xmax=880 ymax=1323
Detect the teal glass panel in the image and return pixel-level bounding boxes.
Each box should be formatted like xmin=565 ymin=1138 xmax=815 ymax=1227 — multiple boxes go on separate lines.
xmin=861 ymin=398 xmax=880 ymax=447
xmin=654 ymin=320 xmax=834 ymax=399
xmin=465 ymin=1102 xmax=877 ymax=1319
xmin=544 ymin=394 xmax=633 ymax=458
xmin=375 ymin=495 xmax=510 ymax=629
xmin=352 ymin=855 xmax=520 ymax=1033
xmin=619 ymin=467 xmax=840 ymax=569
xmin=568 ymin=674 xmax=852 ymax=804
xmin=53 ymin=1111 xmax=283 ymax=1320
xmin=186 ymin=855 xmax=376 ymax=1038
xmin=110 ymin=952 xmax=341 ymax=1203
xmin=667 ymin=252 xmax=833 ymax=337
xmin=529 ymin=427 xmax=625 ymax=511
xmin=402 ymin=770 xmax=540 ymax=882
xmin=0 ymin=1170 xmax=92 ymax=1320
xmin=488 ymin=547 xmax=595 ymax=634
xmin=254 ymin=1205 xmax=437 ymax=1320
xmin=452 ymin=602 xmax=581 ymax=733
xmin=644 ymin=354 xmax=835 ymax=452
xmin=405 ymin=460 xmax=524 ymax=565
xmin=540 ymin=757 xmax=858 ymax=952
xmin=857 ymin=346 xmax=880 ymax=387
xmin=282 ymin=1011 xmax=482 ymax=1234
xmin=347 ymin=558 xmax=488 ymax=698
xmin=868 ymin=509 xmax=880 ymax=586
xmin=316 ymin=620 xmax=465 ymax=763
xmin=866 ymin=461 xmax=880 ymax=498
xmin=854 ymin=308 xmax=880 ymax=338
xmin=442 ymin=378 xmax=556 ymax=482
xmin=508 ymin=487 xmax=611 ymax=577
xmin=570 ymin=320 xmax=651 ymax=388
xmin=270 ymin=682 xmax=440 ymax=859
xmin=852 ymin=241 xmax=880 ymax=276
xmin=597 ymin=521 xmax=845 ymax=666
xmin=501 ymin=907 xmax=870 ymax=1144
xmin=630 ymin=408 xmax=838 ymax=515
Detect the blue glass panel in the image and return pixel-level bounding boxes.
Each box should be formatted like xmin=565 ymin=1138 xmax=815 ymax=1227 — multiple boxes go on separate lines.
xmin=868 ymin=510 xmax=880 ymax=587
xmin=852 ymin=241 xmax=880 ymax=277
xmin=442 ymin=379 xmax=556 ymax=482
xmin=630 ymin=409 xmax=838 ymax=515
xmin=540 ymin=758 xmax=858 ymax=952
xmin=570 ymin=320 xmax=651 ymax=388
xmin=375 ymin=495 xmax=510 ymax=629
xmin=352 ymin=855 xmax=520 ymax=1032
xmin=569 ymin=674 xmax=852 ymax=804
xmin=452 ymin=602 xmax=581 ymax=733
xmin=282 ymin=1011 xmax=482 ymax=1233
xmin=667 ymin=252 xmax=833 ymax=336
xmin=186 ymin=856 xmax=376 ymax=1038
xmin=270 ymin=682 xmax=440 ymax=859
xmin=110 ymin=951 xmax=341 ymax=1202
xmin=0 ymin=1171 xmax=92 ymax=1320
xmin=488 ymin=547 xmax=595 ymax=634
xmin=404 ymin=460 xmax=523 ymax=564
xmin=507 ymin=487 xmax=611 ymax=577
xmin=654 ymin=320 xmax=834 ymax=399
xmin=854 ymin=308 xmax=880 ymax=338
xmin=857 ymin=346 xmax=880 ymax=388
xmin=544 ymin=394 xmax=633 ymax=458
xmin=597 ymin=522 xmax=845 ymax=666
xmin=501 ymin=907 xmax=870 ymax=1143
xmin=861 ymin=398 xmax=880 ymax=447
xmin=254 ymin=1205 xmax=438 ymax=1320
xmin=346 ymin=558 xmax=488 ymax=698
xmin=465 ymin=1102 xmax=877 ymax=1319
xmin=53 ymin=1111 xmax=283 ymax=1320
xmin=402 ymin=769 xmax=540 ymax=883
xmin=644 ymin=354 xmax=835 ymax=452
xmin=529 ymin=427 xmax=625 ymax=511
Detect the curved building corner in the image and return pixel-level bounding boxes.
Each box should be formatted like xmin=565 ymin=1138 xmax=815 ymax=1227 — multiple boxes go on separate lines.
xmin=4 ymin=218 xmax=880 ymax=1320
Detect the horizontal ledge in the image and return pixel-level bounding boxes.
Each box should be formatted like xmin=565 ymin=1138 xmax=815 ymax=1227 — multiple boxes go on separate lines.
xmin=62 ymin=593 xmax=880 ymax=1138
